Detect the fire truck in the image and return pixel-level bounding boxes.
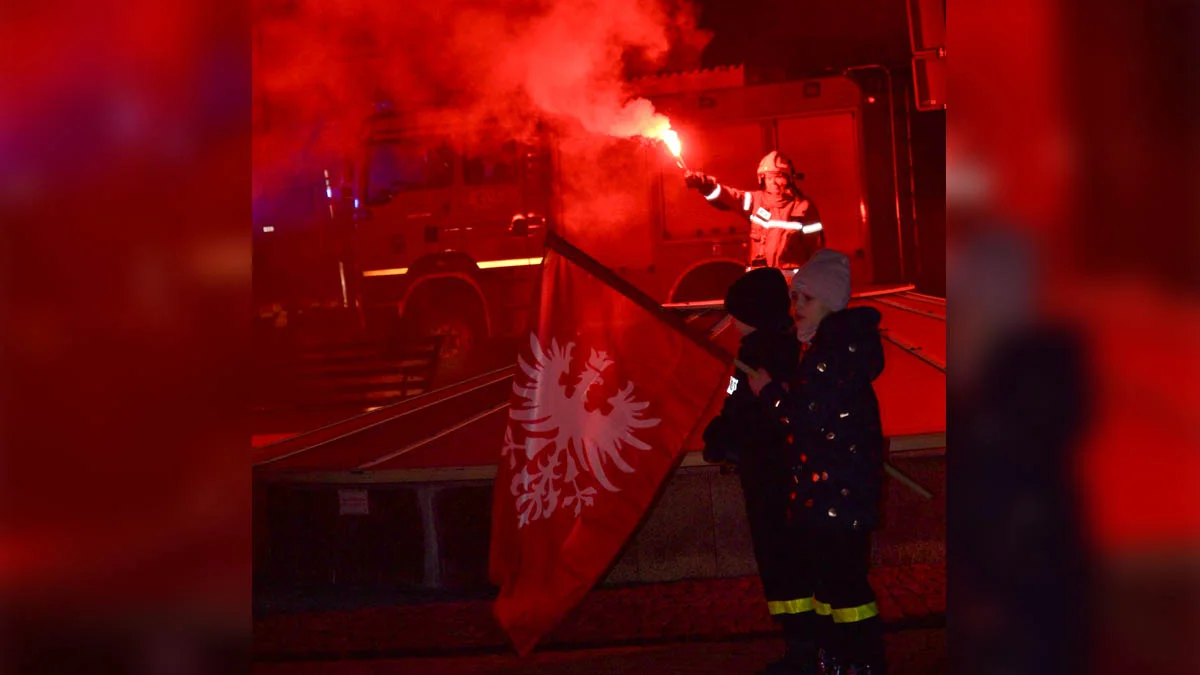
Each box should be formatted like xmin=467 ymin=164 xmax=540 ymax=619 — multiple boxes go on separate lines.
xmin=255 ymin=66 xmax=915 ymax=390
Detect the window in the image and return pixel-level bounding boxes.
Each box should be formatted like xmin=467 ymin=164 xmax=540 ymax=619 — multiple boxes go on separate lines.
xmin=463 ymin=140 xmax=518 ymax=186
xmin=364 ymin=139 xmax=455 ymax=204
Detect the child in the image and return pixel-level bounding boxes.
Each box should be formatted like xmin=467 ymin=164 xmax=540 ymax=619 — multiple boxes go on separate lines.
xmin=701 ymin=267 xmax=813 ymax=674
xmin=752 ymin=249 xmax=888 ymax=675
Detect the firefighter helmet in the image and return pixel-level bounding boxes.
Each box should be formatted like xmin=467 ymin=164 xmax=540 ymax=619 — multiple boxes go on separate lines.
xmin=756 ymin=150 xmax=795 ymax=178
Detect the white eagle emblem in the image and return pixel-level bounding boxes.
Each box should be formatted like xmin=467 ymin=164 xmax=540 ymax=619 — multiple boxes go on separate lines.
xmin=502 ymin=333 xmax=661 ymax=527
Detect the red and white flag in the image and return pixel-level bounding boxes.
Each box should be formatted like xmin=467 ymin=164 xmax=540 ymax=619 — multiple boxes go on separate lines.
xmin=488 ymin=232 xmax=730 ymax=655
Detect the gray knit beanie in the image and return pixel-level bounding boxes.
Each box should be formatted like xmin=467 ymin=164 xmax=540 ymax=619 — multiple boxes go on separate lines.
xmin=790 ymin=249 xmax=851 ymax=311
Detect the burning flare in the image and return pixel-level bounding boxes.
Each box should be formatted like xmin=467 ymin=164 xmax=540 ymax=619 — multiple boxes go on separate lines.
xmin=615 ymin=108 xmax=687 ymax=169
xmin=660 ymin=129 xmax=682 ymax=157
xmin=641 ymin=122 xmax=686 ymax=170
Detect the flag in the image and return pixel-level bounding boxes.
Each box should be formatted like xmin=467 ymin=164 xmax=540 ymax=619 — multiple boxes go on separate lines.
xmin=488 ymin=231 xmax=731 ymax=655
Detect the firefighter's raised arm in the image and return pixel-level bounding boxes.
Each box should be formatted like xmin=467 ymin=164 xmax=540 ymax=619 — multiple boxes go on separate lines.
xmin=684 ymin=171 xmax=752 ymax=215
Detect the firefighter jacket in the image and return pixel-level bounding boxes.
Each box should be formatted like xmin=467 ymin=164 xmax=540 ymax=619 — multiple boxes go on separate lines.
xmin=701 ymin=326 xmax=801 ymax=473
xmin=760 ymin=307 xmax=886 ymax=532
xmin=703 ymin=183 xmax=824 ymax=268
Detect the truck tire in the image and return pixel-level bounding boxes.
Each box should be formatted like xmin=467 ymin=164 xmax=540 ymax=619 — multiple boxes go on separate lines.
xmin=403 ymin=287 xmax=488 ymax=386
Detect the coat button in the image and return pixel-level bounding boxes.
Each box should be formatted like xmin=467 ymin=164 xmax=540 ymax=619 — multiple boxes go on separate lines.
xmin=848 ymin=344 xmax=857 ymax=353
xmin=841 ymin=488 xmax=850 ymax=497
xmin=817 ymin=362 xmax=827 ymax=373
xmin=827 ymin=507 xmax=838 ymax=518
xmin=826 ymin=432 xmax=836 ymax=440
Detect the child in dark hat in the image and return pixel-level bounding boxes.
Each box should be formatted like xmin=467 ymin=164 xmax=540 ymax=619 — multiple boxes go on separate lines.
xmin=702 ymin=267 xmax=811 ymax=674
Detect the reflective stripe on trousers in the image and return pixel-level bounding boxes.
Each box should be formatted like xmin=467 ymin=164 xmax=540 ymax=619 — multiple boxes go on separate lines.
xmin=768 ymin=597 xmax=880 ymax=623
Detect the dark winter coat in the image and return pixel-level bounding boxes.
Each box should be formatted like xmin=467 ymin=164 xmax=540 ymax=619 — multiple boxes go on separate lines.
xmin=761 ymin=307 xmax=886 ymax=532
xmin=950 ymin=325 xmax=1088 ymax=593
xmin=948 ymin=325 xmax=1089 ymax=674
xmin=701 ymin=326 xmax=801 ymax=473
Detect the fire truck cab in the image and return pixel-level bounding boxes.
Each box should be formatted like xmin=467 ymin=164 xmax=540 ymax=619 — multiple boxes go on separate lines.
xmin=348 ymin=113 xmax=553 ymax=379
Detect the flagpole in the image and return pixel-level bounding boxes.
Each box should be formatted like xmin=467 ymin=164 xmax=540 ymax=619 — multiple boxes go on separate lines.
xmin=732 ymin=358 xmax=934 ymax=501
xmin=883 ymin=462 xmax=933 ymax=500
xmin=544 ymin=230 xmax=730 ymax=363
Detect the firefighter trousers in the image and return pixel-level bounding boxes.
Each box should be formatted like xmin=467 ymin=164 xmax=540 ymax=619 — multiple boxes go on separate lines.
xmin=740 ymin=474 xmax=883 ymax=664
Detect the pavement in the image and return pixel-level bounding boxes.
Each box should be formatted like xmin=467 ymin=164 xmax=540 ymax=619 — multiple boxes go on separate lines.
xmin=254 ymin=629 xmax=946 ymax=674
xmin=254 ymin=563 xmax=944 ymax=662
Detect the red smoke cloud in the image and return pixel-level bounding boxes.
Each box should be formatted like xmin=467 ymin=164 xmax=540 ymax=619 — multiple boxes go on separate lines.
xmin=253 ymin=0 xmax=710 ymax=193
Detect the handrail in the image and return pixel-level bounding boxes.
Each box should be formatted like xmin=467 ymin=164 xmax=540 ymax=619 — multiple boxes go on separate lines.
xmin=865 ymin=297 xmax=946 ymax=321
xmin=254 ymin=366 xmax=515 ymax=467
xmin=880 ymin=330 xmax=946 ymax=373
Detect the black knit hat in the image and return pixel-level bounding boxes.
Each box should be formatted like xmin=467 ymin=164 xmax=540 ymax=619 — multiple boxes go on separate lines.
xmin=724 ymin=267 xmax=793 ymax=332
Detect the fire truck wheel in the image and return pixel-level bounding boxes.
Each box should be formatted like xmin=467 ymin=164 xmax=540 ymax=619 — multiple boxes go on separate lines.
xmin=670 ymin=263 xmax=746 ymax=304
xmin=405 ymin=292 xmax=487 ymax=384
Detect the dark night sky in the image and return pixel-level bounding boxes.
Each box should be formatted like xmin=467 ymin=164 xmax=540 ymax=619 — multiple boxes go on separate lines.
xmin=695 ymin=0 xmax=914 ymax=77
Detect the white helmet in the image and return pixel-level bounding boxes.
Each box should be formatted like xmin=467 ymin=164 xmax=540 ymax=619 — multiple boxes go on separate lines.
xmin=757 ymin=150 xmax=795 ymax=176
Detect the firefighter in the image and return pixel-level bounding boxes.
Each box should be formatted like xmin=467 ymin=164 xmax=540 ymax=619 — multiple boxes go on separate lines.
xmin=748 ymin=249 xmax=888 ymax=675
xmin=684 ymin=151 xmax=824 ymax=270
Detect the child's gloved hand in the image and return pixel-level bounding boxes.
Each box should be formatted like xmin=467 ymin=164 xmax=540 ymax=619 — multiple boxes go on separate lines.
xmin=747 ymin=367 xmax=773 ymax=396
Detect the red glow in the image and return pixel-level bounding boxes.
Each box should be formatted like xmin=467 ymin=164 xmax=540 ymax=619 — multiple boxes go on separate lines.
xmin=253 ymin=0 xmax=710 ymax=193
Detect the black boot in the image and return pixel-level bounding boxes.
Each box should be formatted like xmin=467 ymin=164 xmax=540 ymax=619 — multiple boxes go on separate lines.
xmin=824 ymin=663 xmax=887 ymax=675
xmin=821 ymin=647 xmax=887 ymax=675
xmin=818 ymin=647 xmax=837 ymax=674
xmin=825 ymin=615 xmax=886 ymax=675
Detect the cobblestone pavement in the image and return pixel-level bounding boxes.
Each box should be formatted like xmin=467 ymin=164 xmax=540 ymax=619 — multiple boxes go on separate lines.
xmin=254 ymin=629 xmax=946 ymax=674
xmin=255 ymin=564 xmax=944 ymax=660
